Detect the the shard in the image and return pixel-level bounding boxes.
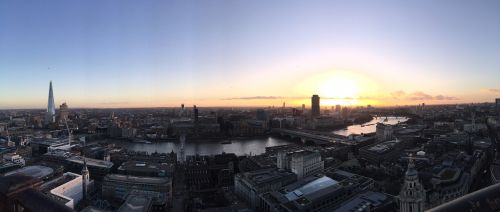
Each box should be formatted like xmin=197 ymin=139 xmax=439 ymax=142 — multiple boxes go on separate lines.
xmin=45 ymin=81 xmax=56 ymax=125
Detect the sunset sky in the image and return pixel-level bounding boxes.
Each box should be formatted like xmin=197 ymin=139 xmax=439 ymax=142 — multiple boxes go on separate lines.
xmin=1 ymin=0 xmax=500 ymax=109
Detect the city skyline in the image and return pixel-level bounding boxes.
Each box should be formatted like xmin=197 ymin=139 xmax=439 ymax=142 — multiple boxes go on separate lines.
xmin=2 ymin=0 xmax=500 ymax=109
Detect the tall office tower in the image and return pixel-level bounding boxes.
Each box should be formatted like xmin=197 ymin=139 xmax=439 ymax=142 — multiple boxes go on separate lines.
xmin=193 ymin=105 xmax=199 ymax=122
xmin=179 ymin=104 xmax=185 ymax=117
xmin=58 ymin=102 xmax=69 ymax=122
xmin=45 ymin=81 xmax=56 ymax=126
xmin=399 ymin=158 xmax=426 ymax=212
xmin=311 ymin=94 xmax=320 ymax=117
xmin=301 ymin=104 xmax=305 ymax=112
xmin=496 ymin=98 xmax=500 ymax=107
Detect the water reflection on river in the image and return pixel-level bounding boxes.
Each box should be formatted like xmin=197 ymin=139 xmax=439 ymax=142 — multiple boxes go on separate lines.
xmin=106 ymin=137 xmax=294 ymax=156
xmin=333 ymin=116 xmax=408 ymax=136
xmin=106 ymin=116 xmax=407 ymax=156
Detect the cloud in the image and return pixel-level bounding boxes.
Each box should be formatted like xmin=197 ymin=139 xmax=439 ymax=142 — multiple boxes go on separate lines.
xmin=408 ymin=91 xmax=434 ymax=100
xmin=222 ymin=96 xmax=284 ymax=100
xmin=390 ymin=90 xmax=459 ymax=101
xmin=100 ymin=101 xmax=129 ymax=105
xmin=434 ymin=95 xmax=459 ymax=100
xmin=222 ymin=96 xmax=374 ymax=101
xmin=390 ymin=90 xmax=406 ymax=99
xmin=487 ymin=88 xmax=500 ymax=94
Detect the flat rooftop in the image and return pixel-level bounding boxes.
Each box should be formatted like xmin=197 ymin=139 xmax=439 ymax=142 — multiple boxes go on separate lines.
xmin=334 ymin=191 xmax=393 ymax=212
xmin=284 ymin=176 xmax=339 ymax=201
xmin=105 ymin=174 xmax=170 ymax=184
xmin=118 ymin=161 xmax=172 ymax=172
xmin=4 ymin=165 xmax=54 ymax=179
xmin=67 ymin=155 xmax=114 ymax=169
xmin=366 ymin=139 xmax=401 ymax=154
xmin=239 ymin=168 xmax=295 ymax=186
xmin=117 ymin=195 xmax=152 ymax=212
xmin=44 ymin=150 xmax=114 ymax=169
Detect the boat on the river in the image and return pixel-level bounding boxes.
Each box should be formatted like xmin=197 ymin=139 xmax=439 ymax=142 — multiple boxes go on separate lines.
xmin=132 ymin=139 xmax=152 ymax=144
xmin=221 ymin=140 xmax=232 ymax=144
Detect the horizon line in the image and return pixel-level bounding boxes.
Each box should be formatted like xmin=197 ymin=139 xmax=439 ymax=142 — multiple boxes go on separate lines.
xmin=0 ymin=101 xmax=497 ymax=111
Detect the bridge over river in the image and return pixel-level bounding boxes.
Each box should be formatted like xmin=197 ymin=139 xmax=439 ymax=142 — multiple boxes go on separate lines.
xmin=271 ymin=128 xmax=350 ymax=145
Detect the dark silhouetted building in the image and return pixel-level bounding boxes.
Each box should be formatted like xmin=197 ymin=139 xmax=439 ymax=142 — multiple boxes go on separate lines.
xmin=311 ymin=95 xmax=320 ymax=117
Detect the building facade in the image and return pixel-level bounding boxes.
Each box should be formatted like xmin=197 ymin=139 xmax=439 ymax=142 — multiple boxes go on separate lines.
xmin=399 ymin=159 xmax=426 ymax=212
xmin=376 ymin=123 xmax=394 ymax=141
xmin=277 ymin=150 xmax=324 ymax=179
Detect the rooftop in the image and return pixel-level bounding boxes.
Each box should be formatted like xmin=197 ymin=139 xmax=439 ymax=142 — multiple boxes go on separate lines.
xmin=67 ymin=155 xmax=114 ymax=169
xmin=366 ymin=139 xmax=401 ymax=154
xmin=284 ymin=176 xmax=339 ymax=201
xmin=117 ymin=195 xmax=152 ymax=212
xmin=4 ymin=165 xmax=54 ymax=179
xmin=105 ymin=174 xmax=170 ymax=185
xmin=334 ymin=191 xmax=394 ymax=212
xmin=44 ymin=150 xmax=114 ymax=169
xmin=238 ymin=168 xmax=295 ymax=186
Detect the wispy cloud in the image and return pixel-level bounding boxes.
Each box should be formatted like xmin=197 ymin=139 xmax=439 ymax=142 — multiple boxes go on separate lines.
xmin=221 ymin=96 xmax=373 ymax=100
xmin=434 ymin=95 xmax=459 ymax=100
xmin=487 ymin=88 xmax=500 ymax=94
xmin=408 ymin=91 xmax=434 ymax=100
xmin=221 ymin=96 xmax=284 ymax=100
xmin=389 ymin=90 xmax=458 ymax=101
xmin=390 ymin=90 xmax=406 ymax=99
xmin=99 ymin=101 xmax=129 ymax=105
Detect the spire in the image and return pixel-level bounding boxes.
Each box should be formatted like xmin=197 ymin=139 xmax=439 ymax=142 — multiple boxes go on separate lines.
xmin=82 ymin=157 xmax=89 ymax=200
xmin=45 ymin=81 xmax=56 ymax=125
xmin=405 ymin=154 xmax=417 ymax=177
xmin=82 ymin=138 xmax=90 ymax=200
xmin=83 ymin=157 xmax=87 ymax=169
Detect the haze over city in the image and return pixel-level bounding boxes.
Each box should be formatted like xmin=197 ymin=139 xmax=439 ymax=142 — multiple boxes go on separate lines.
xmin=2 ymin=0 xmax=500 ymax=109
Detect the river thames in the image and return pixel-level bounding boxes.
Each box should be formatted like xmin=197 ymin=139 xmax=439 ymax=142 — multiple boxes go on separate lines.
xmin=333 ymin=116 xmax=408 ymax=136
xmin=107 ymin=116 xmax=407 ymax=156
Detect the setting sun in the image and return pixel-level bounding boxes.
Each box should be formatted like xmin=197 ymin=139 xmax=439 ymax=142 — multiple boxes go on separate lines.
xmin=319 ymin=76 xmax=359 ymax=99
xmin=295 ymin=71 xmax=378 ymax=106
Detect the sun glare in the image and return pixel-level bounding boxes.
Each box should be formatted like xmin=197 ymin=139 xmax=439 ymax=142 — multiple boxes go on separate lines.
xmin=318 ymin=77 xmax=359 ymax=99
xmin=295 ymin=71 xmax=379 ymax=106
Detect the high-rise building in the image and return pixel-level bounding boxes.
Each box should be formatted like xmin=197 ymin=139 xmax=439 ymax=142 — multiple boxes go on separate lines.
xmin=45 ymin=81 xmax=56 ymax=125
xmin=399 ymin=158 xmax=426 ymax=212
xmin=335 ymin=104 xmax=341 ymax=112
xmin=496 ymin=98 xmax=500 ymax=107
xmin=193 ymin=105 xmax=199 ymax=122
xmin=311 ymin=94 xmax=320 ymax=117
xmin=58 ymin=102 xmax=69 ymax=122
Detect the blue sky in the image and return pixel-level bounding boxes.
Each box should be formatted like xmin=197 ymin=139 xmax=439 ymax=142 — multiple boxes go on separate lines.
xmin=1 ymin=0 xmax=500 ymax=108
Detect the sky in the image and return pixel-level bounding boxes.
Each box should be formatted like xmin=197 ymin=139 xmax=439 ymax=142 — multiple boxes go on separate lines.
xmin=1 ymin=0 xmax=500 ymax=109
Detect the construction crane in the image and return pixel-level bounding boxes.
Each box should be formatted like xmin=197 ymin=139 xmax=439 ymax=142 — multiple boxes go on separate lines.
xmin=64 ymin=118 xmax=72 ymax=150
xmin=6 ymin=129 xmax=14 ymax=147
